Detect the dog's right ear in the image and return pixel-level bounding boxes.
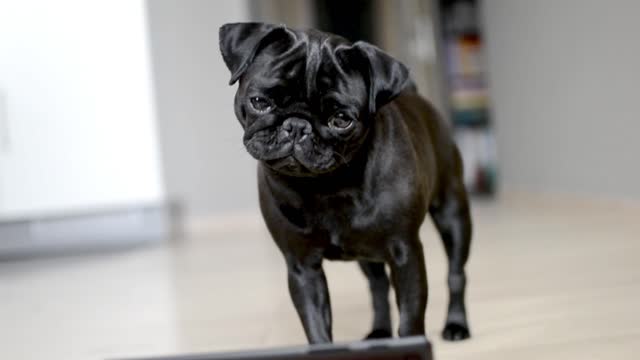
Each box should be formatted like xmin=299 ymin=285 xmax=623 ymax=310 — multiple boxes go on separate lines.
xmin=338 ymin=41 xmax=410 ymax=114
xmin=219 ymin=22 xmax=294 ymax=85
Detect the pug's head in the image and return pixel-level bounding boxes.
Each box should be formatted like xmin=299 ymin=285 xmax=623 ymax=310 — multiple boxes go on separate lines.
xmin=219 ymin=22 xmax=409 ymax=177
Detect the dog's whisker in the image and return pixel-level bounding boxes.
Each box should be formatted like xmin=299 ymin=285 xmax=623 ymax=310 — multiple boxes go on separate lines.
xmin=332 ymin=151 xmax=348 ymax=165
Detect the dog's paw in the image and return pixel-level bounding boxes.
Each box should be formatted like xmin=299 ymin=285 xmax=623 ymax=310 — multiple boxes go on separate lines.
xmin=365 ymin=328 xmax=392 ymax=340
xmin=442 ymin=323 xmax=470 ymax=341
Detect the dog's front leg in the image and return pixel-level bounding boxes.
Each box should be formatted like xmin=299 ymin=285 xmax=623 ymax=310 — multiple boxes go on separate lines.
xmin=286 ymin=255 xmax=332 ymax=344
xmin=388 ymin=238 xmax=428 ymax=337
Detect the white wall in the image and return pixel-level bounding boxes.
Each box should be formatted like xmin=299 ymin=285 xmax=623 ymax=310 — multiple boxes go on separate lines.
xmin=147 ymin=0 xmax=257 ymax=219
xmin=483 ymin=0 xmax=640 ymax=200
xmin=0 ymin=0 xmax=164 ymax=219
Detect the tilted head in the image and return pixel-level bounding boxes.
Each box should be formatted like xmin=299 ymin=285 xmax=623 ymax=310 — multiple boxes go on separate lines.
xmin=219 ymin=22 xmax=410 ymax=177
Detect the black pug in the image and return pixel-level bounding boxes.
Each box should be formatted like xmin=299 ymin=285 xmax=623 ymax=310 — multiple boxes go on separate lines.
xmin=219 ymin=22 xmax=472 ymax=344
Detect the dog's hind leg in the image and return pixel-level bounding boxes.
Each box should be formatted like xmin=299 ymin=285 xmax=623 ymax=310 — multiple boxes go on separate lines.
xmin=359 ymin=261 xmax=393 ymax=339
xmin=430 ymin=179 xmax=472 ymax=341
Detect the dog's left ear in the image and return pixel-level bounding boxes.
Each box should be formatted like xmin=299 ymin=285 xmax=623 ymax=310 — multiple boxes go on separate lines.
xmin=219 ymin=22 xmax=294 ymax=85
xmin=340 ymin=42 xmax=410 ymax=114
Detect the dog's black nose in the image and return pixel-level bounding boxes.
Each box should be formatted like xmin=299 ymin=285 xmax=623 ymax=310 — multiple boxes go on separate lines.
xmin=283 ymin=118 xmax=312 ymax=141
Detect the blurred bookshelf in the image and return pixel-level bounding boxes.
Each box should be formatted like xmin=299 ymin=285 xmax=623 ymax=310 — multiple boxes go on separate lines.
xmin=434 ymin=0 xmax=497 ymax=196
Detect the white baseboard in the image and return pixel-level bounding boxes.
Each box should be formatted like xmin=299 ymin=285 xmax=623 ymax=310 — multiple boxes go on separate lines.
xmin=497 ymin=187 xmax=640 ymax=209
xmin=0 ymin=204 xmax=170 ymax=258
xmin=181 ymin=210 xmax=265 ymax=237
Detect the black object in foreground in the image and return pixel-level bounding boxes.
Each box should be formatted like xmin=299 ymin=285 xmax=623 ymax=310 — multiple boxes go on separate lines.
xmin=119 ymin=336 xmax=432 ymax=360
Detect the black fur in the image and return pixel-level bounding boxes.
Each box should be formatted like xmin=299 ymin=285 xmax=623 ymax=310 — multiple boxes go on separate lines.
xmin=220 ymin=22 xmax=472 ymax=344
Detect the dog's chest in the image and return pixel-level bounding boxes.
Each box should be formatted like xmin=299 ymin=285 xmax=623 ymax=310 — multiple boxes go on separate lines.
xmin=302 ymin=190 xmax=387 ymax=261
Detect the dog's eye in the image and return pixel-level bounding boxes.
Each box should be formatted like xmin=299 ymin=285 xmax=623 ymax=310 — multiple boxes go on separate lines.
xmin=329 ymin=112 xmax=353 ymax=130
xmin=249 ymin=97 xmax=273 ymax=113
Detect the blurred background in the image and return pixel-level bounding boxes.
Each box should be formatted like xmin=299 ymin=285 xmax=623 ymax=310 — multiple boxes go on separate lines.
xmin=1 ymin=0 xmax=639 ymax=359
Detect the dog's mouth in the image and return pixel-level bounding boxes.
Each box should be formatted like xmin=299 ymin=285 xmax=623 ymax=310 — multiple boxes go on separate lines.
xmin=244 ymin=129 xmax=339 ymax=176
xmin=243 ymin=134 xmax=312 ymax=175
xmin=265 ymin=142 xmax=330 ymax=176
xmin=265 ymin=155 xmax=313 ymax=175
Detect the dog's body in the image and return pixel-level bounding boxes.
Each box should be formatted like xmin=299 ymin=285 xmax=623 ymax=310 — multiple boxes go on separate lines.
xmin=219 ymin=23 xmax=472 ymax=344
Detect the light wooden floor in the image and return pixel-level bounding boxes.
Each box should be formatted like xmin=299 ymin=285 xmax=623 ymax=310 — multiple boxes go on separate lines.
xmin=1 ymin=193 xmax=639 ymax=359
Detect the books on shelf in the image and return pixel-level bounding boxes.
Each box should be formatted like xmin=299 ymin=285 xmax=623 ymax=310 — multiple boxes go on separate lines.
xmin=454 ymin=127 xmax=497 ymax=195
xmin=445 ymin=34 xmax=484 ymax=77
xmin=438 ymin=0 xmax=497 ymax=195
